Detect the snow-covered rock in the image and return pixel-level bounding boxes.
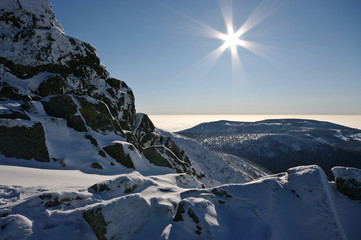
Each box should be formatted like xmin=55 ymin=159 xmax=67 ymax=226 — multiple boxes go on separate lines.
xmin=332 ymin=166 xmax=361 ymax=200
xmin=0 ymin=0 xmax=203 ymax=179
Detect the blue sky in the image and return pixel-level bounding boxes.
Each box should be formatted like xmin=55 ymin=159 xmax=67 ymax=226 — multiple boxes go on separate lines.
xmin=51 ymin=0 xmax=361 ymax=115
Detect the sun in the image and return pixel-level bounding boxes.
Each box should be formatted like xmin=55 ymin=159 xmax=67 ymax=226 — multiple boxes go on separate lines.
xmin=220 ymin=29 xmax=242 ymax=52
xmin=168 ymin=0 xmax=283 ymax=83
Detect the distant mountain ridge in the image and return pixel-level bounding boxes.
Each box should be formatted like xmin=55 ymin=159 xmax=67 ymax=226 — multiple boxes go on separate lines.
xmin=178 ymin=119 xmax=361 ymax=178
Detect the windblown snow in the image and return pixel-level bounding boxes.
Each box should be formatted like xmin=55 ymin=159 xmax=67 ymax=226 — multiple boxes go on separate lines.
xmin=1 ymin=165 xmax=361 ymax=240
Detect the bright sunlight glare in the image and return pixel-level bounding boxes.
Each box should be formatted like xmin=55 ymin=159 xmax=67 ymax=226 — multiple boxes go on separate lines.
xmin=166 ymin=0 xmax=284 ymax=85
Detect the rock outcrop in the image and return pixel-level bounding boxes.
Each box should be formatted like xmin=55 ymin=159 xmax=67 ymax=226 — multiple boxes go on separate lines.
xmin=332 ymin=166 xmax=361 ymax=200
xmin=0 ymin=0 xmax=194 ymax=175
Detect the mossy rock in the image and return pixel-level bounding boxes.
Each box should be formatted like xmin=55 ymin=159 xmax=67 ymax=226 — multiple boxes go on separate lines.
xmin=173 ymin=202 xmax=185 ymax=222
xmin=0 ymin=82 xmax=19 ymax=100
xmin=90 ymin=183 xmax=111 ymax=192
xmin=0 ymin=121 xmax=49 ymax=162
xmin=103 ymin=143 xmax=135 ymax=169
xmin=41 ymin=95 xmax=77 ymax=118
xmin=164 ymin=138 xmax=191 ymax=165
xmin=85 ymin=135 xmax=99 ymax=147
xmin=143 ymin=146 xmax=172 ymax=168
xmin=83 ymin=207 xmax=107 ymax=240
xmin=0 ymin=110 xmax=30 ymax=120
xmin=212 ymin=188 xmax=232 ymax=198
xmin=106 ymin=77 xmax=121 ymax=89
xmin=37 ymin=75 xmax=66 ymax=97
xmin=335 ymin=178 xmax=361 ymax=200
xmin=139 ymin=132 xmax=162 ymax=147
xmin=134 ymin=113 xmax=155 ymax=136
xmin=106 ymin=78 xmax=134 ymax=99
xmin=41 ymin=95 xmax=86 ymax=132
xmin=67 ymin=115 xmax=87 ymax=132
xmin=77 ymin=96 xmax=122 ymax=133
xmin=91 ymin=162 xmax=103 ymax=169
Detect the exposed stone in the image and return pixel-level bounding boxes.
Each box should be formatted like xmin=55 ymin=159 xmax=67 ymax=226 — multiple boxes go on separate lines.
xmin=41 ymin=95 xmax=87 ymax=132
xmin=37 ymin=75 xmax=66 ymax=97
xmin=332 ymin=167 xmax=361 ymax=200
xmin=0 ymin=82 xmax=19 ymax=100
xmin=103 ymin=143 xmax=135 ymax=169
xmin=83 ymin=207 xmax=107 ymax=240
xmin=41 ymin=95 xmax=77 ymax=118
xmin=143 ymin=146 xmax=172 ymax=168
xmin=91 ymin=162 xmax=103 ymax=169
xmin=0 ymin=110 xmax=30 ymax=120
xmin=134 ymin=113 xmax=155 ymax=136
xmin=77 ymin=96 xmax=122 ymax=134
xmin=66 ymin=115 xmax=87 ymax=132
xmin=164 ymin=137 xmax=191 ymax=165
xmin=85 ymin=135 xmax=99 ymax=147
xmin=0 ymin=120 xmax=49 ymax=162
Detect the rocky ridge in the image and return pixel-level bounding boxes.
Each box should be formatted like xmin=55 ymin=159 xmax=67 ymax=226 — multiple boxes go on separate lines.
xmin=0 ymin=0 xmax=195 ymax=176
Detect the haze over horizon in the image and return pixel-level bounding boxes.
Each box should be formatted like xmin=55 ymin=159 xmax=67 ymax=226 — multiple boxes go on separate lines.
xmin=52 ymin=0 xmax=361 ymax=115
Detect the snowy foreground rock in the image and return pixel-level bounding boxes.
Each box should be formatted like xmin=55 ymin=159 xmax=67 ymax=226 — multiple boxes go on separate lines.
xmin=1 ymin=165 xmax=361 ymax=240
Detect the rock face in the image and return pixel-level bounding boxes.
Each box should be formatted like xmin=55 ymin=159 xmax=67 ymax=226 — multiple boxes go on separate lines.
xmin=0 ymin=0 xmax=194 ymax=175
xmin=0 ymin=119 xmax=49 ymax=162
xmin=332 ymin=166 xmax=361 ymax=200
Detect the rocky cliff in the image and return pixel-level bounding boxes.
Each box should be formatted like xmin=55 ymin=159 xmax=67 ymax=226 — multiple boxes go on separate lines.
xmin=0 ymin=0 xmax=195 ymax=175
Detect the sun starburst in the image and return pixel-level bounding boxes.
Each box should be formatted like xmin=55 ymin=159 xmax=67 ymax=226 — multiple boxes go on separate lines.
xmin=162 ymin=0 xmax=284 ymax=84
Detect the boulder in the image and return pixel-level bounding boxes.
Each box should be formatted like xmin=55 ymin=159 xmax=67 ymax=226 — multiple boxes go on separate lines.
xmin=103 ymin=143 xmax=135 ymax=169
xmin=332 ymin=166 xmax=361 ymax=200
xmin=41 ymin=95 xmax=87 ymax=132
xmin=0 ymin=120 xmax=49 ymax=162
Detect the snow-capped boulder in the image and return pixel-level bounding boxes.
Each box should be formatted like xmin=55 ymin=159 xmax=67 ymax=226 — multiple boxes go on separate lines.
xmin=332 ymin=166 xmax=361 ymax=200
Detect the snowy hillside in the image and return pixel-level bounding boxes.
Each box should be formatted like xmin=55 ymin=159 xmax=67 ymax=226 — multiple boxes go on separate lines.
xmin=1 ymin=165 xmax=361 ymax=240
xmin=179 ymin=119 xmax=361 ymax=178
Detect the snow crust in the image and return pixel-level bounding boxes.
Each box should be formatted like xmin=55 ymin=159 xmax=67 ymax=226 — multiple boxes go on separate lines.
xmin=1 ymin=165 xmax=360 ymax=239
xmin=332 ymin=166 xmax=361 ymax=182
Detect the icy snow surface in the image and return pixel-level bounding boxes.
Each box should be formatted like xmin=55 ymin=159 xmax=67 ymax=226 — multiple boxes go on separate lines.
xmin=1 ymin=165 xmax=361 ymax=240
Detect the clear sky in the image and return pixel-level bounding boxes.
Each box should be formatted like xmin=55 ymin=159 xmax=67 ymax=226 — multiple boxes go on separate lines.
xmin=51 ymin=0 xmax=361 ymax=115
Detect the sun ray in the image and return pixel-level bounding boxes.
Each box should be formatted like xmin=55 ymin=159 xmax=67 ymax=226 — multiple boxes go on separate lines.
xmin=163 ymin=0 xmax=285 ymax=85
xmin=157 ymin=1 xmax=224 ymax=39
xmin=176 ymin=43 xmax=228 ymax=82
xmin=231 ymin=48 xmax=244 ymax=84
xmin=235 ymin=0 xmax=284 ymax=38
xmin=217 ymin=0 xmax=233 ymax=33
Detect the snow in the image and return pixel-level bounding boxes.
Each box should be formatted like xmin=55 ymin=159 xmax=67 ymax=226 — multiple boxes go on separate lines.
xmin=348 ymin=133 xmax=361 ymax=142
xmin=1 ymin=164 xmax=361 ymax=239
xmin=333 ymin=129 xmax=350 ymax=142
xmin=332 ymin=166 xmax=361 ymax=182
xmin=0 ymin=165 xmax=111 ymax=188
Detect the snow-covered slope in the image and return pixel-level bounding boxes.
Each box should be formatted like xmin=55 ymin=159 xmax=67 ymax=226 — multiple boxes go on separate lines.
xmin=179 ymin=119 xmax=361 ymax=178
xmin=1 ymin=165 xmax=361 ymax=240
xmin=161 ymin=130 xmax=267 ymax=185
